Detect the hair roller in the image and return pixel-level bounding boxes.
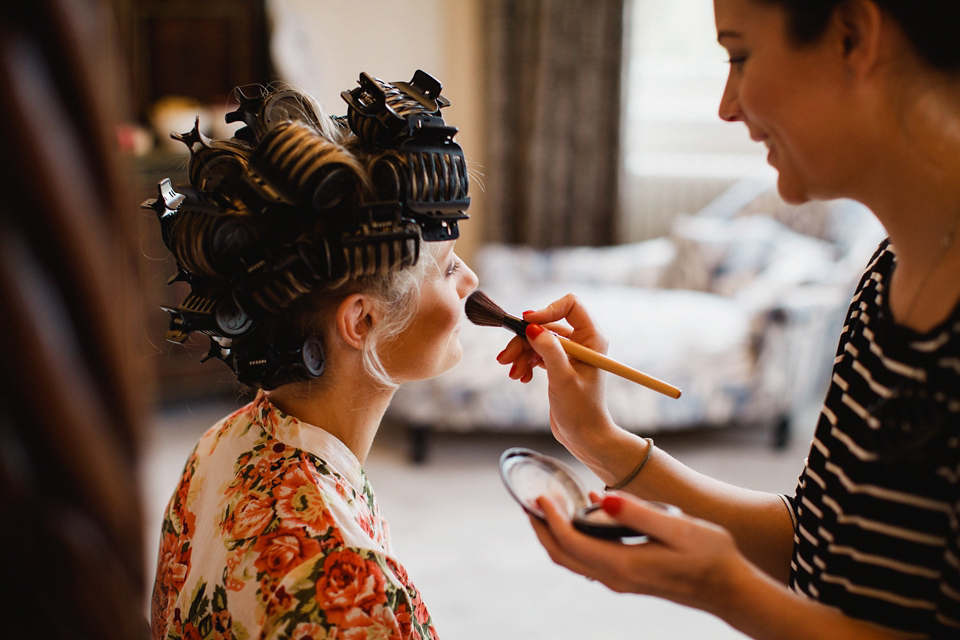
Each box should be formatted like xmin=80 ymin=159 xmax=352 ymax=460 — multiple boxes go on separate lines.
xmin=253 ymin=122 xmax=363 ymax=213
xmin=173 ymin=119 xmax=293 ymax=213
xmin=191 ymin=145 xmax=292 ymax=209
xmin=341 ymin=234 xmax=418 ymax=279
xmin=237 ymin=239 xmax=339 ymax=315
xmin=188 ymin=147 xmax=244 ymax=199
xmin=143 ymin=180 xmax=255 ymax=279
xmin=227 ymin=87 xmax=323 ymax=141
xmin=369 ymin=154 xmax=404 ymax=202
xmin=168 ymin=210 xmax=253 ymax=279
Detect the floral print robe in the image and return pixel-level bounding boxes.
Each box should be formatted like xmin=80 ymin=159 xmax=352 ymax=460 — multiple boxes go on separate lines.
xmin=151 ymin=391 xmax=437 ymax=640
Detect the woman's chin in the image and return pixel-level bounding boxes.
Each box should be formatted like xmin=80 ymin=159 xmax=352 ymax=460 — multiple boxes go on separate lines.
xmin=775 ymin=174 xmax=812 ymax=206
xmin=435 ymin=343 xmax=464 ymax=377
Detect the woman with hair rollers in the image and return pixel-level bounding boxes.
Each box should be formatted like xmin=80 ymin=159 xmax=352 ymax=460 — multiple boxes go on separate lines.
xmin=149 ymin=72 xmax=476 ymax=639
xmin=498 ymin=1 xmax=960 ymax=637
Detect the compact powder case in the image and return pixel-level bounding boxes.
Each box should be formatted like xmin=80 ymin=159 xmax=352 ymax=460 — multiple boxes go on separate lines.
xmin=499 ymin=447 xmax=647 ymax=540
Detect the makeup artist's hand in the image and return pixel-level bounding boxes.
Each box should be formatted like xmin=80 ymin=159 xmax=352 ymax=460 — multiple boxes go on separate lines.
xmin=496 ymin=293 xmax=607 ymax=382
xmin=496 ymin=294 xmax=621 ymax=455
xmin=532 ymin=492 xmax=746 ymax=614
xmin=497 ymin=294 xmax=618 ymax=460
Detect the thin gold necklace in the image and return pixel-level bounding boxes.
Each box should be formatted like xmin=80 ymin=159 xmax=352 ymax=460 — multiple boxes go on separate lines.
xmin=899 ymin=207 xmax=960 ymax=326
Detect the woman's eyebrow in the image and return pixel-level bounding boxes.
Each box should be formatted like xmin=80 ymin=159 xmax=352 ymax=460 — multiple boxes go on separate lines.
xmin=717 ymin=29 xmax=742 ymax=43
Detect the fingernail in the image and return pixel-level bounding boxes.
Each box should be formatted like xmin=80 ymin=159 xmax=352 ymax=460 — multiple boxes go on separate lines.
xmin=525 ymin=323 xmax=545 ymax=340
xmin=602 ymin=494 xmax=623 ymax=516
xmin=509 ymin=362 xmax=519 ymax=377
xmin=496 ymin=348 xmax=507 ymax=362
xmin=522 ymin=310 xmax=536 ymax=317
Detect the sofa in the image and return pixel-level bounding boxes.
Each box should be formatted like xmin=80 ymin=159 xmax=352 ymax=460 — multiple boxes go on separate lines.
xmin=388 ymin=178 xmax=886 ymax=461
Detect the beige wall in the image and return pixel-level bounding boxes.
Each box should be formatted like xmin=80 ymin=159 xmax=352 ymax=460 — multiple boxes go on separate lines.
xmin=267 ymin=0 xmax=487 ymax=264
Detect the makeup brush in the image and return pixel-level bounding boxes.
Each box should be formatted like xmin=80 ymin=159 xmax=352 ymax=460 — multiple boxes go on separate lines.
xmin=465 ymin=290 xmax=682 ymax=399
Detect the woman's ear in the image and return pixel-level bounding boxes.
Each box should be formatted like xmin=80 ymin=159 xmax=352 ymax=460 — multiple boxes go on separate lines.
xmin=336 ymin=293 xmax=377 ymax=350
xmin=835 ymin=0 xmax=883 ymax=76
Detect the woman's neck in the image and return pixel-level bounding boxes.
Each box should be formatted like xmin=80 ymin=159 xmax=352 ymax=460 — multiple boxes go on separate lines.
xmin=266 ymin=366 xmax=396 ymax=464
xmin=829 ymin=58 xmax=960 ymax=330
xmin=859 ymin=90 xmax=960 ymax=331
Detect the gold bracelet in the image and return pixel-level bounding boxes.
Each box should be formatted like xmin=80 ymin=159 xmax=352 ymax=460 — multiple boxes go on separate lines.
xmin=604 ymin=437 xmax=654 ymax=491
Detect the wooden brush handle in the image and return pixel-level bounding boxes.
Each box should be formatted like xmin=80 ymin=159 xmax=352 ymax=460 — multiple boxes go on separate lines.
xmin=556 ymin=335 xmax=682 ymax=399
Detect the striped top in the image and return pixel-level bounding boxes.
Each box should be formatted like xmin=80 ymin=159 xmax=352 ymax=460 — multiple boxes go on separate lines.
xmin=788 ymin=240 xmax=960 ymax=636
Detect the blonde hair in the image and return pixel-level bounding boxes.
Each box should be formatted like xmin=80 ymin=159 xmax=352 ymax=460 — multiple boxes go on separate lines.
xmin=282 ymin=234 xmax=448 ymax=390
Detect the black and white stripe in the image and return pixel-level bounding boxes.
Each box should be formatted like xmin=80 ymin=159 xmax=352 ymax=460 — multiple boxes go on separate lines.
xmin=788 ymin=240 xmax=960 ymax=636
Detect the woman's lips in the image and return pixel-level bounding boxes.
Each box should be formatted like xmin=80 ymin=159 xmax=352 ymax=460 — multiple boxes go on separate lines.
xmin=759 ymin=138 xmax=774 ymax=164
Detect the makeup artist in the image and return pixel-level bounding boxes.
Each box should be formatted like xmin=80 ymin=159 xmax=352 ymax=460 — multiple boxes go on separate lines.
xmin=149 ymin=74 xmax=477 ymax=639
xmin=497 ymin=1 xmax=960 ymax=637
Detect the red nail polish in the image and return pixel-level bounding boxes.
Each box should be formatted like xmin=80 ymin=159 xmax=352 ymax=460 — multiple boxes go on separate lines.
xmin=602 ymin=494 xmax=623 ymax=516
xmin=525 ymin=323 xmax=545 ymax=340
xmin=522 ymin=310 xmax=535 ymax=317
xmin=509 ymin=362 xmax=518 ymax=377
xmin=496 ymin=349 xmax=507 ymax=361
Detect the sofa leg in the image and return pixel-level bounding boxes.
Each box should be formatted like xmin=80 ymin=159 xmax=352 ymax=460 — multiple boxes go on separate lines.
xmin=409 ymin=425 xmax=431 ymax=464
xmin=773 ymin=415 xmax=790 ymax=450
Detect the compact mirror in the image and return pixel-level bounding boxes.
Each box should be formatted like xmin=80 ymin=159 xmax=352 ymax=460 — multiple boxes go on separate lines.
xmin=499 ymin=447 xmax=646 ymax=540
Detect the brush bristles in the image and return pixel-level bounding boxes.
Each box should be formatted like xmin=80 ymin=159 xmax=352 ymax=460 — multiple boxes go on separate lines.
xmin=465 ymin=290 xmax=528 ymax=337
xmin=465 ymin=291 xmax=507 ymax=327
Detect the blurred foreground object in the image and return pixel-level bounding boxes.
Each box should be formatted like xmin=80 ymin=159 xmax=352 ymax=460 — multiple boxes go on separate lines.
xmin=0 ymin=0 xmax=149 ymax=637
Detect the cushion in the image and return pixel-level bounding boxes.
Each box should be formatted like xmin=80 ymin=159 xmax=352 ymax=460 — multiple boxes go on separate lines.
xmin=659 ymin=214 xmax=835 ymax=300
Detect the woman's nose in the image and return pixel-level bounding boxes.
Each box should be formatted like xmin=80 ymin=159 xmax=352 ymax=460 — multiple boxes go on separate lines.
xmin=718 ymin=79 xmax=742 ymax=123
xmin=460 ymin=261 xmax=479 ymax=297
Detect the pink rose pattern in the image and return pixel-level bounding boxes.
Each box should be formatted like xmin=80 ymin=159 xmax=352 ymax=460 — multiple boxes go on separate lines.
xmin=151 ymin=392 xmax=436 ymax=639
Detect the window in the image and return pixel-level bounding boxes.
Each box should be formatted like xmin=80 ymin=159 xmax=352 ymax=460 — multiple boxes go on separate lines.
xmin=621 ymin=0 xmax=773 ymax=239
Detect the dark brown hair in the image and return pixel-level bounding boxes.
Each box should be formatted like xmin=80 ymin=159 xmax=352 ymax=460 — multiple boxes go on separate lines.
xmin=756 ymin=0 xmax=960 ymax=71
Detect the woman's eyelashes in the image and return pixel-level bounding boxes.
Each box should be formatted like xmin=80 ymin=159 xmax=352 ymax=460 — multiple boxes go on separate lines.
xmin=726 ymin=54 xmax=747 ymax=72
xmin=445 ymin=259 xmax=461 ymax=277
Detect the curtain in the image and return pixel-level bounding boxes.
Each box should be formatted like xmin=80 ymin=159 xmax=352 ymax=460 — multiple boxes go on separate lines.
xmin=483 ymin=0 xmax=625 ymax=248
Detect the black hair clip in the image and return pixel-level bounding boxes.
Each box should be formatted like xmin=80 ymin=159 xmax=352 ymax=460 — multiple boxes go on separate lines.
xmin=226 ymin=86 xmax=322 ymax=143
xmin=339 ymin=203 xmax=421 ymax=278
xmin=161 ymin=290 xmax=253 ymax=344
xmin=342 ymin=70 xmax=450 ymax=148
xmin=395 ymin=139 xmax=469 ymax=241
xmin=223 ymin=333 xmax=325 ymax=390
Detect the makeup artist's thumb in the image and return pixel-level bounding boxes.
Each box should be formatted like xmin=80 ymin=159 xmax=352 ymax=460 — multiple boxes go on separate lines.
xmin=524 ymin=323 xmax=566 ymax=371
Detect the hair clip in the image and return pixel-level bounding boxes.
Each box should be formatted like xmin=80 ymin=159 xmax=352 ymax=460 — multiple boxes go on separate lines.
xmin=342 ymin=70 xmax=450 ymax=148
xmin=162 ymin=291 xmax=253 ymax=343
xmin=224 ymin=334 xmax=325 ymax=389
